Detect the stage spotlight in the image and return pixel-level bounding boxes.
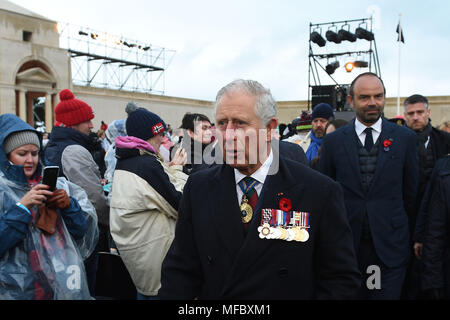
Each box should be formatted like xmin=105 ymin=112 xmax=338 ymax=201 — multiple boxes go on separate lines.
xmin=326 ymin=61 xmax=340 ymax=75
xmin=310 ymin=31 xmax=326 ymax=47
xmin=354 ymin=60 xmax=369 ymax=68
xmin=90 ymin=33 xmax=98 ymax=40
xmin=326 ymin=30 xmax=341 ymax=44
xmin=326 ymin=26 xmax=341 ymax=44
xmin=355 ymin=27 xmax=374 ymax=41
xmin=338 ymin=26 xmax=356 ymax=42
xmin=78 ymin=31 xmax=88 ymax=36
xmin=344 ymin=62 xmax=354 ymax=72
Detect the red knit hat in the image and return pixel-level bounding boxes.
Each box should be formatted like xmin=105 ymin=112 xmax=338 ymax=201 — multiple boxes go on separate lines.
xmin=54 ymin=89 xmax=95 ymax=126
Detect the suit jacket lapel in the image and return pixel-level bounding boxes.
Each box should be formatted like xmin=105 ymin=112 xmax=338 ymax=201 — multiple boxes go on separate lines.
xmin=370 ymin=119 xmax=395 ymax=190
xmin=210 ymin=165 xmax=245 ymax=259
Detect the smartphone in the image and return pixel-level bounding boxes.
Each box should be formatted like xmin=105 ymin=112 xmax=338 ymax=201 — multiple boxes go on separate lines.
xmin=42 ymin=166 xmax=59 ymax=192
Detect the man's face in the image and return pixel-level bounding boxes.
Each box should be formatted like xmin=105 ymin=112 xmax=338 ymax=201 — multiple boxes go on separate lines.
xmin=215 ymin=91 xmax=275 ymax=175
xmin=189 ymin=120 xmax=212 ymax=145
xmin=348 ymin=75 xmax=385 ymax=126
xmin=311 ymin=118 xmax=328 ymax=138
xmin=71 ymin=120 xmax=94 ymax=136
xmin=404 ymin=102 xmax=430 ymax=131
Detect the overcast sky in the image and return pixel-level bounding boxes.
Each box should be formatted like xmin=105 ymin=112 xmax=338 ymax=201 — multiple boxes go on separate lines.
xmin=9 ymin=0 xmax=450 ymax=102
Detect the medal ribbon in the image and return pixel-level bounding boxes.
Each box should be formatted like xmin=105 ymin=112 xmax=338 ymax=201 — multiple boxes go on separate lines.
xmin=238 ymin=176 xmax=259 ymax=199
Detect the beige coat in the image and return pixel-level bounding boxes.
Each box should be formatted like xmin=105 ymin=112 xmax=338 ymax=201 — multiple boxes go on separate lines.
xmin=110 ymin=152 xmax=187 ymax=296
xmin=285 ymin=131 xmax=312 ymax=154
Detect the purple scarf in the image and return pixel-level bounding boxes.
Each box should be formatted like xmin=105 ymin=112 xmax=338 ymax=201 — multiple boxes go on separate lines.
xmin=115 ymin=136 xmax=157 ymax=154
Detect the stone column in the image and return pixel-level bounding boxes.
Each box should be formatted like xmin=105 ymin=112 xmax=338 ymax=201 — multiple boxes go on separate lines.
xmin=45 ymin=93 xmax=52 ymax=132
xmin=18 ymin=90 xmax=26 ymax=121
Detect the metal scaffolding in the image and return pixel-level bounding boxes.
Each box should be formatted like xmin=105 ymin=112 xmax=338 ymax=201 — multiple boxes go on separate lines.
xmin=307 ymin=17 xmax=381 ymax=111
xmin=57 ymin=22 xmax=175 ymax=94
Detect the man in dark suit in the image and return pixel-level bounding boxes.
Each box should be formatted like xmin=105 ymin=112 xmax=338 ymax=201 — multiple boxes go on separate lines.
xmin=318 ymin=72 xmax=419 ymax=299
xmin=402 ymin=94 xmax=450 ymax=299
xmin=158 ymin=79 xmax=361 ymax=300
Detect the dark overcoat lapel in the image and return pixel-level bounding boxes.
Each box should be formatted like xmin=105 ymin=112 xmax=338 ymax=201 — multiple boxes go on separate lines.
xmin=208 ymin=165 xmax=245 ymax=260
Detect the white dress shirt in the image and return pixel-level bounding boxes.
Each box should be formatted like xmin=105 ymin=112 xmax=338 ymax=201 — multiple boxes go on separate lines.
xmin=354 ymin=117 xmax=382 ymax=147
xmin=234 ymin=150 xmax=273 ymax=206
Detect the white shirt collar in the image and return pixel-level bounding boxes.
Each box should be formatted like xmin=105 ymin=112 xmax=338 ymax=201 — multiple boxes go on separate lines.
xmin=355 ymin=117 xmax=382 ymax=136
xmin=234 ymin=149 xmax=273 ymax=187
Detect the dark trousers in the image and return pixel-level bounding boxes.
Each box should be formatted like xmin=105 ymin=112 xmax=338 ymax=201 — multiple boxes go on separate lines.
xmin=356 ymin=230 xmax=407 ymax=300
xmin=401 ymin=254 xmax=424 ymax=299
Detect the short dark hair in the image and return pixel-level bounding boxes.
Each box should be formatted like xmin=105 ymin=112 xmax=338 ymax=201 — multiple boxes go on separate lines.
xmin=326 ymin=118 xmax=348 ymax=131
xmin=348 ymin=72 xmax=386 ymax=98
xmin=180 ymin=113 xmax=211 ymax=132
xmin=404 ymin=94 xmax=429 ymax=108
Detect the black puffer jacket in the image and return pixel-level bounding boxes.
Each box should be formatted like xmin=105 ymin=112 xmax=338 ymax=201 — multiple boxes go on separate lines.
xmin=421 ymin=156 xmax=450 ymax=297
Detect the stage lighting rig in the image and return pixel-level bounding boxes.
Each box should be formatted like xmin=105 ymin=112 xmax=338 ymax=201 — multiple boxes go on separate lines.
xmin=326 ymin=61 xmax=340 ymax=75
xmin=326 ymin=26 xmax=341 ymax=44
xmin=344 ymin=61 xmax=354 ymax=72
xmin=307 ymin=17 xmax=381 ymax=110
xmin=355 ymin=22 xmax=374 ymax=41
xmin=310 ymin=29 xmax=326 ymax=47
xmin=354 ymin=60 xmax=369 ymax=68
xmin=338 ymin=24 xmax=356 ymax=42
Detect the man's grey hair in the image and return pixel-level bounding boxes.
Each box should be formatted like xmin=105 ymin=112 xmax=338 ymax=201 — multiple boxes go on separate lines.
xmin=214 ymin=79 xmax=277 ymax=126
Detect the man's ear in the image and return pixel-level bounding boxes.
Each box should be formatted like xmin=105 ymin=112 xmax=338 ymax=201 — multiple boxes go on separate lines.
xmin=266 ymin=118 xmax=278 ymax=142
xmin=347 ymin=94 xmax=355 ymax=111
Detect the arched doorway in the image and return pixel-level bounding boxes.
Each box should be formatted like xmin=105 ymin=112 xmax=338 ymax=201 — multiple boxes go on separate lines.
xmin=15 ymin=60 xmax=57 ymax=133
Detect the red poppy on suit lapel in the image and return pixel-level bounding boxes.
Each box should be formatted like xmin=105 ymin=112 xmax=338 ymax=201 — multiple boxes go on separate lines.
xmin=383 ymin=138 xmax=393 ymax=151
xmin=383 ymin=139 xmax=392 ymax=148
xmin=279 ymin=197 xmax=292 ymax=212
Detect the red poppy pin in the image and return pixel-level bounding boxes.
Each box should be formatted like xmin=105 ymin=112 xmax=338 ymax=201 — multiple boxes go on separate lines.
xmin=279 ymin=197 xmax=292 ymax=212
xmin=383 ymin=138 xmax=393 ymax=151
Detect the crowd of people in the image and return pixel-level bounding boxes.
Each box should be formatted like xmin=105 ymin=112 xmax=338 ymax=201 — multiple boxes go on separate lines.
xmin=0 ymin=72 xmax=449 ymax=300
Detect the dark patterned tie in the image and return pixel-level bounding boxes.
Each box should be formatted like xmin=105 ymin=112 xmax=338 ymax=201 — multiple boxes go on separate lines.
xmin=239 ymin=176 xmax=259 ymax=228
xmin=244 ymin=178 xmax=259 ymax=213
xmin=364 ymin=127 xmax=374 ymax=152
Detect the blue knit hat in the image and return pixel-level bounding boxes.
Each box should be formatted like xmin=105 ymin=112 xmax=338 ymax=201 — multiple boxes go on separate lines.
xmin=312 ymin=103 xmax=334 ymax=120
xmin=126 ymin=108 xmax=166 ymax=141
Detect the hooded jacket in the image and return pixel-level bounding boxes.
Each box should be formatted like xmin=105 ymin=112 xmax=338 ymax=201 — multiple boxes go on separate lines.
xmin=0 ymin=114 xmax=98 ymax=300
xmin=109 ymin=136 xmax=187 ymax=296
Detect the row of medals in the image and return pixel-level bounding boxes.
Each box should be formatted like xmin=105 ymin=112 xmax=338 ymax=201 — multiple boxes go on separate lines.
xmin=240 ymin=196 xmax=309 ymax=242
xmin=258 ymin=224 xmax=309 ymax=242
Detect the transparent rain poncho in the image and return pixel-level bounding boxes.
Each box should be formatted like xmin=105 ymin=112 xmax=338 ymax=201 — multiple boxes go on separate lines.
xmin=0 ymin=174 xmax=98 ymax=300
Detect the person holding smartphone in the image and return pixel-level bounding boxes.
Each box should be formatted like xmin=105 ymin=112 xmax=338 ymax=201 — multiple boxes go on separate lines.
xmin=0 ymin=114 xmax=98 ymax=300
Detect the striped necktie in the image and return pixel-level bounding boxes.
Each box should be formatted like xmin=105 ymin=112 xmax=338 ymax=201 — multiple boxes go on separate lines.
xmin=238 ymin=176 xmax=259 ymax=227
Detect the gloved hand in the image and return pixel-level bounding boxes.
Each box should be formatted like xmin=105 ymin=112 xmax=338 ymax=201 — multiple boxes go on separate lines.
xmin=47 ymin=189 xmax=71 ymax=210
xmin=36 ymin=205 xmax=58 ymax=235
